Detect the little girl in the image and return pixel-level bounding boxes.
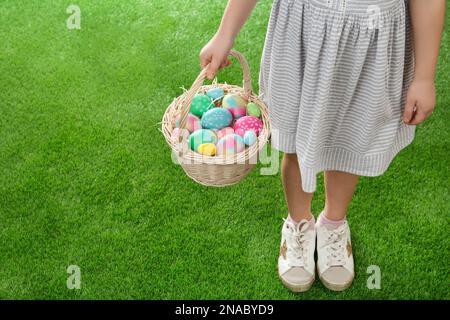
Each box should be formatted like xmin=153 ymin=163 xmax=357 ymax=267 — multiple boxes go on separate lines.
xmin=200 ymin=0 xmax=444 ymax=292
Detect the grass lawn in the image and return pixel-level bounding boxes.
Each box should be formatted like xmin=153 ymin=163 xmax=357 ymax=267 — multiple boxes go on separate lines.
xmin=0 ymin=0 xmax=449 ymax=300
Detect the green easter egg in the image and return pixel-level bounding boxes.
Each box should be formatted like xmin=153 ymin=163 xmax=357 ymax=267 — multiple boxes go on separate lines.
xmin=246 ymin=102 xmax=261 ymax=118
xmin=189 ymin=129 xmax=217 ymax=151
xmin=190 ymin=94 xmax=214 ymax=118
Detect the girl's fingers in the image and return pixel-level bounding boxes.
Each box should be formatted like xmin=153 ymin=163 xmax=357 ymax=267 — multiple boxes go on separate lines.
xmin=403 ymin=97 xmax=416 ymax=124
xmin=207 ymin=58 xmax=222 ymax=80
xmin=409 ymin=110 xmax=429 ymax=125
xmin=201 ymin=56 xmax=232 ymax=79
xmin=199 ymin=48 xmax=214 ymax=69
xmin=200 ymin=55 xmax=211 ymax=69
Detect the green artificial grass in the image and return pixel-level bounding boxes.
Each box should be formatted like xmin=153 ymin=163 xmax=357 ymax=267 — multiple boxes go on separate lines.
xmin=0 ymin=0 xmax=449 ymax=300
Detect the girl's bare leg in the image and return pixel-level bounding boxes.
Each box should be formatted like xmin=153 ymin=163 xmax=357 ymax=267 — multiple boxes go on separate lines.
xmin=317 ymin=171 xmax=359 ymax=291
xmin=281 ymin=154 xmax=314 ymax=222
xmin=323 ymin=171 xmax=359 ymax=220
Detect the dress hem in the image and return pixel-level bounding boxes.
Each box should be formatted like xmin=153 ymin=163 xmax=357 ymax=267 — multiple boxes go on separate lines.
xmin=270 ymin=124 xmax=416 ymax=193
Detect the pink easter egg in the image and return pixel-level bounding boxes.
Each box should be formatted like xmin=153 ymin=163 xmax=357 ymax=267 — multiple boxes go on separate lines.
xmin=216 ymin=134 xmax=245 ymax=156
xmin=233 ymin=116 xmax=263 ymax=136
xmin=217 ymin=127 xmax=235 ymax=140
xmin=175 ymin=113 xmax=202 ymax=133
xmin=235 ymin=128 xmax=246 ymax=138
xmin=229 ymin=107 xmax=247 ymax=120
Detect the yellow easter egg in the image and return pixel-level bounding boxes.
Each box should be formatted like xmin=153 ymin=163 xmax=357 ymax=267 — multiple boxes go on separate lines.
xmin=197 ymin=143 xmax=217 ymax=156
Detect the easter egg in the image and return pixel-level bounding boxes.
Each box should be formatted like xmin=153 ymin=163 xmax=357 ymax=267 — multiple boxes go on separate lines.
xmin=207 ymin=88 xmax=225 ymax=103
xmin=190 ymin=94 xmax=214 ymax=118
xmin=189 ymin=129 xmax=217 ymax=151
xmin=217 ymin=127 xmax=235 ymax=140
xmin=197 ymin=143 xmax=217 ymax=156
xmin=234 ymin=116 xmax=264 ymax=136
xmin=243 ymin=130 xmax=257 ymax=146
xmin=201 ymin=108 xmax=233 ymax=130
xmin=229 ymin=107 xmax=247 ymax=119
xmin=246 ymin=102 xmax=261 ymax=118
xmin=223 ymin=94 xmax=247 ymax=109
xmin=235 ymin=128 xmax=246 ymax=137
xmin=216 ymin=134 xmax=245 ymax=156
xmin=171 ymin=128 xmax=190 ymax=142
xmin=175 ymin=113 xmax=201 ymax=133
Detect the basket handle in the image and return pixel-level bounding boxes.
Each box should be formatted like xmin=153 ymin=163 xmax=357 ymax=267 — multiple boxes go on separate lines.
xmin=178 ymin=50 xmax=253 ymax=131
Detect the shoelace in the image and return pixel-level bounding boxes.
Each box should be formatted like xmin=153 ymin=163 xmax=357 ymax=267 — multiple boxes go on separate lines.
xmin=283 ymin=219 xmax=310 ymax=268
xmin=323 ymin=224 xmax=347 ymax=267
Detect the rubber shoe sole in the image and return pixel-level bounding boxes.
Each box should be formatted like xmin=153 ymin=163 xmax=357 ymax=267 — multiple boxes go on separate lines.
xmin=318 ymin=268 xmax=354 ymax=292
xmin=278 ymin=269 xmax=315 ymax=293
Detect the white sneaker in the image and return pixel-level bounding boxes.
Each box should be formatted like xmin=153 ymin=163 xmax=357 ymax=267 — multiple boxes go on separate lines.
xmin=316 ymin=219 xmax=355 ymax=291
xmin=278 ymin=219 xmax=316 ymax=292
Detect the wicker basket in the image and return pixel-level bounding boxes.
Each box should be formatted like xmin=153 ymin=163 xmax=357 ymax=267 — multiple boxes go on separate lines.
xmin=161 ymin=50 xmax=270 ymax=187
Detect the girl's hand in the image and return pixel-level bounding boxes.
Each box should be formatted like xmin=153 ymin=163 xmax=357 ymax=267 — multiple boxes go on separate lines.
xmin=403 ymin=78 xmax=436 ymax=125
xmin=199 ymin=34 xmax=234 ymax=80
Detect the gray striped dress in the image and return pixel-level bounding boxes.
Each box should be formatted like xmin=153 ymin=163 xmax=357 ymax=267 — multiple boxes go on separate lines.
xmin=259 ymin=0 xmax=415 ymax=193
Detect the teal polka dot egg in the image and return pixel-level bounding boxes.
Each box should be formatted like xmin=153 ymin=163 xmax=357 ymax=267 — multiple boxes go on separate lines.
xmin=201 ymin=108 xmax=233 ymax=130
xmin=190 ymin=94 xmax=214 ymax=118
xmin=189 ymin=129 xmax=218 ymax=151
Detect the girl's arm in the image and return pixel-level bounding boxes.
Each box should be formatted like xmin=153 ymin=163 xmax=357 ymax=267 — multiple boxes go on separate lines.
xmin=200 ymin=0 xmax=258 ymax=80
xmin=403 ymin=0 xmax=446 ymax=125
